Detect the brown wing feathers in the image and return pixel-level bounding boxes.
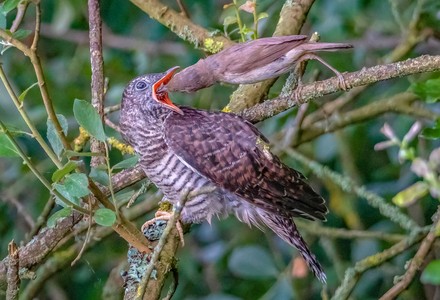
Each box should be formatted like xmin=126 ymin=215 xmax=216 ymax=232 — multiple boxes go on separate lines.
xmin=164 ymin=107 xmax=327 ymax=221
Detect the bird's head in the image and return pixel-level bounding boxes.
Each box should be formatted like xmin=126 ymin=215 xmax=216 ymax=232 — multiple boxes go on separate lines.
xmin=121 ymin=66 xmax=182 ymax=115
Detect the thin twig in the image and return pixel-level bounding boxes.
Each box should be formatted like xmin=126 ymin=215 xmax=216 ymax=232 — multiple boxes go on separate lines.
xmin=104 ymin=117 xmax=121 ymax=133
xmin=130 ymin=0 xmax=232 ymax=50
xmin=20 ymin=195 xmax=159 ymax=299
xmin=38 ymin=23 xmax=186 ymax=55
xmin=0 ymin=28 xmax=71 ymax=152
xmin=31 ymin=2 xmax=41 ymax=51
xmin=88 ymin=0 xmax=106 ymax=167
xmin=331 ymin=227 xmax=428 ymax=300
xmin=105 ymin=143 xmax=121 ymax=220
xmin=0 ymin=168 xmax=148 ymax=287
xmin=297 ymin=92 xmax=424 ymax=145
xmin=0 ymin=66 xmax=63 ymax=168
xmin=162 ymin=267 xmax=179 ymax=300
xmin=1 ymin=192 xmax=35 ymax=229
xmin=176 ymin=0 xmax=189 ymax=18
xmin=135 ymin=192 xmax=190 ymax=299
xmin=301 ymin=86 xmax=366 ymax=129
xmin=241 ymin=55 xmax=440 ymax=123
xmin=379 ymin=211 xmax=440 ymax=300
xmin=26 ymin=196 xmax=55 ymax=242
xmin=0 ymin=121 xmax=89 ymax=214
xmin=282 ymin=102 xmax=309 ymax=149
xmin=10 ymin=2 xmax=29 ymax=33
xmin=6 ymin=241 xmax=20 ymax=300
xmin=104 ymin=104 xmax=121 ymax=115
xmin=285 ymin=148 xmax=419 ymax=231
xmin=70 ymin=197 xmax=94 ymax=266
xmin=303 ymin=13 xmax=427 ymax=129
xmin=136 ymin=187 xmax=217 ymax=299
xmin=296 ymin=220 xmax=406 ymax=243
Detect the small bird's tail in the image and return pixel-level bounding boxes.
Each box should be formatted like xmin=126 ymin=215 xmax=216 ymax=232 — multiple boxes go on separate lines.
xmin=262 ymin=212 xmax=326 ymax=283
xmin=300 ymin=42 xmax=353 ymax=52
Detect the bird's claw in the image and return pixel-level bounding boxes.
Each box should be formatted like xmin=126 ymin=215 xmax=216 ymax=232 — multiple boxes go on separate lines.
xmin=141 ymin=210 xmax=185 ymax=246
xmin=336 ymin=72 xmax=350 ymax=91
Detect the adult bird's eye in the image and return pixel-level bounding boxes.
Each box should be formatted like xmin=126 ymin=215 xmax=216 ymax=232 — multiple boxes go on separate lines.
xmin=135 ymin=81 xmax=148 ymax=91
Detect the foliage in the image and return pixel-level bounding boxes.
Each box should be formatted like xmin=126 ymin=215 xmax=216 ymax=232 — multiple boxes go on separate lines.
xmin=0 ymin=0 xmax=439 ymax=299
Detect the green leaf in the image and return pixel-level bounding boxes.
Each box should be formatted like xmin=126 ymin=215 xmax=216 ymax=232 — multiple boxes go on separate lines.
xmin=54 ymin=183 xmax=79 ymax=206
xmin=47 ymin=207 xmax=72 ymax=228
xmin=64 ymin=173 xmax=91 ymax=198
xmin=89 ymin=167 xmax=109 ymax=185
xmin=93 ymin=208 xmax=116 ymax=226
xmin=0 ymin=133 xmax=19 ymax=157
xmin=18 ymin=82 xmax=38 ymax=102
xmin=223 ymin=16 xmax=237 ymax=27
xmin=47 ymin=114 xmax=68 ymax=158
xmin=421 ymin=260 xmax=440 ymax=285
xmin=1 ymin=0 xmax=21 ymax=15
xmin=257 ymin=12 xmax=269 ymax=20
xmin=392 ymin=181 xmax=429 ymax=207
xmin=261 ymin=276 xmax=294 ymax=300
xmin=73 ymin=99 xmax=106 ymax=142
xmin=112 ymin=155 xmax=139 ymax=170
xmin=12 ymin=29 xmax=32 ymax=40
xmin=52 ymin=161 xmax=78 ymax=182
xmin=0 ymin=12 xmax=6 ymax=29
xmin=228 ymin=245 xmax=278 ymax=279
xmin=421 ymin=120 xmax=440 ymax=140
xmin=0 ymin=45 xmax=12 ymax=55
xmin=239 ymin=24 xmax=254 ymax=36
xmin=422 ymin=127 xmax=440 ymax=140
xmin=411 ymin=78 xmax=440 ymax=103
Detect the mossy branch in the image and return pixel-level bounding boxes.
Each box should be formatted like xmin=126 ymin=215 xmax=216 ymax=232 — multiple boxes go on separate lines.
xmin=130 ymin=0 xmax=232 ymax=51
xmin=331 ymin=227 xmax=428 ymax=300
xmin=285 ymin=148 xmax=419 ymax=231
xmin=241 ymin=55 xmax=440 ymax=123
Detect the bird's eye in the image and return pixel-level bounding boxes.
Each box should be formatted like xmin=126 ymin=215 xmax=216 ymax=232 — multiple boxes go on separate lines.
xmin=135 ymin=81 xmax=148 ymax=91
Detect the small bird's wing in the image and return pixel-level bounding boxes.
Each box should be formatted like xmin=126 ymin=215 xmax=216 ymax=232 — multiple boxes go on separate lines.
xmin=210 ymin=35 xmax=308 ymax=77
xmin=164 ymin=107 xmax=327 ymax=220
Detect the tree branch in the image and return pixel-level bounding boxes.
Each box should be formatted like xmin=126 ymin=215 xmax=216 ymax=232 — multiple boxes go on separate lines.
xmin=285 ymin=148 xmax=419 ymax=231
xmin=38 ymin=23 xmax=186 ymax=55
xmin=0 ymin=24 xmax=71 ymax=153
xmin=297 ymin=92 xmax=428 ymax=145
xmin=331 ymin=227 xmax=428 ymax=300
xmin=129 ymin=0 xmax=232 ymax=50
xmin=6 ymin=241 xmax=19 ymax=300
xmin=241 ymin=55 xmax=440 ymax=122
xmin=0 ymin=166 xmax=146 ymax=290
xmin=380 ymin=210 xmax=440 ymax=300
xmin=88 ymin=0 xmax=106 ymax=166
xmin=296 ymin=220 xmax=406 ymax=243
xmin=0 ymin=212 xmax=83 ymax=289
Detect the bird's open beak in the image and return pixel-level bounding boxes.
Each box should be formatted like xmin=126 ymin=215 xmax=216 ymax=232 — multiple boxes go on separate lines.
xmin=152 ymin=66 xmax=183 ymax=115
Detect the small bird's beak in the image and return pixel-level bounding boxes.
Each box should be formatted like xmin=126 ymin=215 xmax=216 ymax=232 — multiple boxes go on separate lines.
xmin=152 ymin=66 xmax=183 ymax=115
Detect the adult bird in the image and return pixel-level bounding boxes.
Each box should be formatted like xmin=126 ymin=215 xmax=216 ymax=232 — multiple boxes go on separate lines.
xmin=119 ymin=67 xmax=328 ymax=282
xmin=166 ymin=35 xmax=352 ymax=93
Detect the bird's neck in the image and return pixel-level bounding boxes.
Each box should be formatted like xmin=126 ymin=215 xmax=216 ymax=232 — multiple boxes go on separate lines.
xmin=120 ymin=104 xmax=172 ymax=152
xmin=144 ymin=104 xmax=172 ymax=122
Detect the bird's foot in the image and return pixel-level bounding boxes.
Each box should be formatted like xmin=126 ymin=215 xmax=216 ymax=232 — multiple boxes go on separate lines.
xmin=141 ymin=210 xmax=185 ymax=246
xmin=293 ymin=80 xmax=304 ymax=104
xmin=335 ymin=71 xmax=350 ymax=91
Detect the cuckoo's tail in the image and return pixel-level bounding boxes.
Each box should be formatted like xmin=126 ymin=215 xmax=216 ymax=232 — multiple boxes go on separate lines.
xmin=262 ymin=213 xmax=326 ymax=283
